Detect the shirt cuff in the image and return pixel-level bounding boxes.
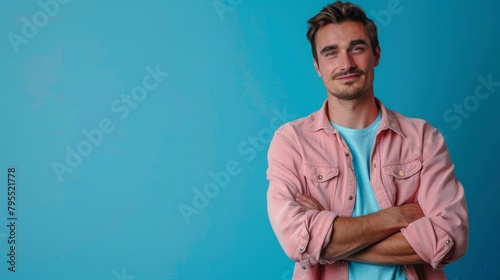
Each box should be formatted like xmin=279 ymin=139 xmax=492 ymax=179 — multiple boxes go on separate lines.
xmin=401 ymin=217 xmax=454 ymax=269
xmin=295 ymin=210 xmax=338 ymax=268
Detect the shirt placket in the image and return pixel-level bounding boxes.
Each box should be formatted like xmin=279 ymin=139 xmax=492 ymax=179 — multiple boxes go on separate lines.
xmin=334 ymin=132 xmax=356 ymax=218
xmin=370 ymin=134 xmax=392 ymax=209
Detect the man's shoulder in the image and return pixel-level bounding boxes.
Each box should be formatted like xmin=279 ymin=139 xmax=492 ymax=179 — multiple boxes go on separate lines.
xmin=386 ymin=107 xmax=436 ymax=134
xmin=388 ymin=109 xmax=426 ymax=123
xmin=276 ymin=110 xmax=319 ymax=134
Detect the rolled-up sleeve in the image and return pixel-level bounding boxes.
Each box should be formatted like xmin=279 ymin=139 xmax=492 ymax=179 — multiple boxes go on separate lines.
xmin=266 ymin=125 xmax=338 ymax=268
xmin=401 ymin=127 xmax=469 ymax=269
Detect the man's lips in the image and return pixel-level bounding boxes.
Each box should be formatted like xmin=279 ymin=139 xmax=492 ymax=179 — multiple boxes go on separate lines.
xmin=336 ymin=74 xmax=361 ymax=81
xmin=332 ymin=70 xmax=365 ymax=81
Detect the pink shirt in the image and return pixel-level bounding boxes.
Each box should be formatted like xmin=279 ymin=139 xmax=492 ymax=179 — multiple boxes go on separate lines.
xmin=266 ymin=99 xmax=468 ymax=280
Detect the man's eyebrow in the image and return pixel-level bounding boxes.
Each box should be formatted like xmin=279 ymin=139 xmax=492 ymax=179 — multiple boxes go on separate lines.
xmin=319 ymin=40 xmax=369 ymax=55
xmin=320 ymin=44 xmax=338 ymax=55
xmin=350 ymin=39 xmax=369 ymax=47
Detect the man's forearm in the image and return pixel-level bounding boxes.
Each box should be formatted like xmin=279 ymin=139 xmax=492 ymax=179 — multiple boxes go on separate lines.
xmin=320 ymin=212 xmax=401 ymax=260
xmin=320 ymin=204 xmax=422 ymax=260
xmin=346 ymin=232 xmax=425 ymax=265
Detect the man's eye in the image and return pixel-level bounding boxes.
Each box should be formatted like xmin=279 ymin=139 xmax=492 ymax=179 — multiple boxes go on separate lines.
xmin=351 ymin=47 xmax=364 ymax=53
xmin=326 ymin=51 xmax=337 ymax=57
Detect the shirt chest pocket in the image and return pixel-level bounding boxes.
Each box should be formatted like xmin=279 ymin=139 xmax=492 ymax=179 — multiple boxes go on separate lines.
xmin=301 ymin=163 xmax=339 ymax=186
xmin=382 ymin=158 xmax=422 ymax=204
xmin=301 ymin=164 xmax=339 ymax=210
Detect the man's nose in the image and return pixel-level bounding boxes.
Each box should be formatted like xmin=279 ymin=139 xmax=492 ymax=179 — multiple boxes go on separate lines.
xmin=338 ymin=52 xmax=356 ymax=72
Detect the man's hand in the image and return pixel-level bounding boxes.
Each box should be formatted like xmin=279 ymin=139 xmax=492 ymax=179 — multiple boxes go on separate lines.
xmin=383 ymin=202 xmax=425 ymax=228
xmin=295 ymin=193 xmax=324 ymax=211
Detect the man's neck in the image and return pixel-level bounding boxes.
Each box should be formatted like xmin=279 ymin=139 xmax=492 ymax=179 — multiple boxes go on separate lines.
xmin=327 ymin=93 xmax=379 ymax=129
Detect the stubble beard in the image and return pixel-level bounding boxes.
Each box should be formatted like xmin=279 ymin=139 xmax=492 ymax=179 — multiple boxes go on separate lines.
xmin=329 ymin=85 xmax=366 ymax=101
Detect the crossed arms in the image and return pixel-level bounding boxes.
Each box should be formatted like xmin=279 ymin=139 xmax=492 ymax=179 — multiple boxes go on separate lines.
xmin=296 ymin=193 xmax=425 ymax=264
xmin=267 ymin=125 xmax=468 ymax=269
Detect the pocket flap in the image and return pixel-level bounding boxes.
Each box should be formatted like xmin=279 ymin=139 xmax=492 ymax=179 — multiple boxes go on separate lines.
xmin=302 ymin=164 xmax=339 ymax=182
xmin=383 ymin=158 xmax=422 ymax=179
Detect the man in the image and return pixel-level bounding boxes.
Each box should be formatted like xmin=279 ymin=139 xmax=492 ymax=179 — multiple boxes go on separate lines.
xmin=266 ymin=1 xmax=468 ymax=279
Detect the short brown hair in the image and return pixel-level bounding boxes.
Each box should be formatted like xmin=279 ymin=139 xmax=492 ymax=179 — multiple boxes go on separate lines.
xmin=306 ymin=1 xmax=379 ymax=61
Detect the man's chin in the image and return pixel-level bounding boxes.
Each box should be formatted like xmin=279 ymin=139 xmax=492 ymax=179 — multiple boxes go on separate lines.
xmin=342 ymin=80 xmax=358 ymax=86
xmin=329 ymin=89 xmax=366 ymax=101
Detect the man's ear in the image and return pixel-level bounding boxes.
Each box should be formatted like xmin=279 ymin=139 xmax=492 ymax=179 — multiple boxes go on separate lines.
xmin=313 ymin=58 xmax=321 ymax=77
xmin=374 ymin=46 xmax=381 ymax=67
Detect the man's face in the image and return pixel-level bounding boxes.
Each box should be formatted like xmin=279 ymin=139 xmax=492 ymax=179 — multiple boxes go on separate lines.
xmin=313 ymin=21 xmax=380 ymax=101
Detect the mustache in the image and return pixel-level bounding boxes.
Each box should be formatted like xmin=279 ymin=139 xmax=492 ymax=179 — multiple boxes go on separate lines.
xmin=331 ymin=69 xmax=365 ymax=80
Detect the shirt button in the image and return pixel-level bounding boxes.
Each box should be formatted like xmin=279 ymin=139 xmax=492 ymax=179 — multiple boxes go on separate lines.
xmin=446 ymin=239 xmax=451 ymax=245
xmin=317 ymin=175 xmax=323 ymax=180
xmin=399 ymin=170 xmax=405 ymax=177
xmin=299 ymin=247 xmax=305 ymax=252
xmin=345 ymin=153 xmax=350 ymax=157
xmin=302 ymin=266 xmax=307 ymax=270
xmin=373 ymin=163 xmax=377 ymax=168
xmin=340 ymin=260 xmax=346 ymax=264
xmin=348 ymin=195 xmax=353 ymax=200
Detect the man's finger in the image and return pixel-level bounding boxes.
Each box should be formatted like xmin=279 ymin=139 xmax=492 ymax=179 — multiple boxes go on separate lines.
xmin=295 ymin=193 xmax=324 ymax=211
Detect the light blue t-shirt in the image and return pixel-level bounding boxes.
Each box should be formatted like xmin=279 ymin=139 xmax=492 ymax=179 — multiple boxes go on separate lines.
xmin=332 ymin=112 xmax=406 ymax=280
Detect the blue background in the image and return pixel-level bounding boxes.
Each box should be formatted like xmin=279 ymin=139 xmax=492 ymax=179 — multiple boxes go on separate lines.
xmin=1 ymin=0 xmax=499 ymax=279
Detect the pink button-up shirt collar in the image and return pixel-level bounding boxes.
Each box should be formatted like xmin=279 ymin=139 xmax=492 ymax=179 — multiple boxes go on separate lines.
xmin=305 ymin=99 xmax=404 ymax=137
